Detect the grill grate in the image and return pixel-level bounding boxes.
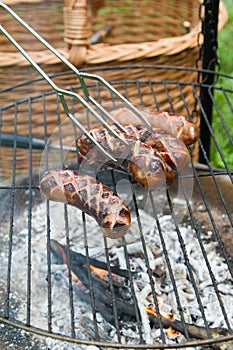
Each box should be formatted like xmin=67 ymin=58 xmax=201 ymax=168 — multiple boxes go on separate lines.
xmin=0 ymin=66 xmax=233 ymax=349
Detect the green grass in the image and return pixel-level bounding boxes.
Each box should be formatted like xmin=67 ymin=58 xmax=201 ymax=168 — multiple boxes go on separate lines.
xmin=210 ymin=0 xmax=233 ymax=169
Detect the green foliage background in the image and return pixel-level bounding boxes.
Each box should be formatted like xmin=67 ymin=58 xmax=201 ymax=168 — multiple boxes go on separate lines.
xmin=211 ymin=0 xmax=233 ymax=168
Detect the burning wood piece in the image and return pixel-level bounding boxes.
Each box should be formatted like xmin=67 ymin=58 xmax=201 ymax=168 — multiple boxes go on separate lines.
xmin=50 ymin=239 xmax=137 ymax=325
xmin=50 ymin=239 xmax=130 ymax=278
xmin=50 ymin=240 xmax=231 ymax=348
xmin=146 ymin=305 xmax=230 ymax=350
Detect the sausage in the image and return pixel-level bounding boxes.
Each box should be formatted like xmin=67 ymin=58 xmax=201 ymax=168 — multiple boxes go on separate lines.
xmin=128 ymin=140 xmax=169 ymax=189
xmin=77 ymin=125 xmax=169 ymax=189
xmin=40 ymin=169 xmax=131 ymax=239
xmin=77 ymin=123 xmax=189 ymax=188
xmin=110 ymin=107 xmax=199 ymax=146
xmin=78 ymin=124 xmax=190 ymax=170
xmin=141 ymin=128 xmax=190 ymax=170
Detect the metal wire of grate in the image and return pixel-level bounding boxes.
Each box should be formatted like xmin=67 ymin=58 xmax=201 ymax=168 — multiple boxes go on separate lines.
xmin=0 ymin=66 xmax=233 ymax=349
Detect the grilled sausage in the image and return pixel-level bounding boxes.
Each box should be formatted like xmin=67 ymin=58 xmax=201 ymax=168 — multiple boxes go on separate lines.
xmin=128 ymin=140 xmax=173 ymax=189
xmin=40 ymin=169 xmax=131 ymax=239
xmin=78 ymin=124 xmax=190 ymax=169
xmin=142 ymin=128 xmax=190 ymax=170
xmin=77 ymin=124 xmax=189 ymax=188
xmin=78 ymin=125 xmax=169 ymax=189
xmin=110 ymin=107 xmax=198 ymax=146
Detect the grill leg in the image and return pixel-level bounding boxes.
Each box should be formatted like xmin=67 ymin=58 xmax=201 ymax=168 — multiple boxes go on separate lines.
xmin=199 ymin=0 xmax=220 ymax=164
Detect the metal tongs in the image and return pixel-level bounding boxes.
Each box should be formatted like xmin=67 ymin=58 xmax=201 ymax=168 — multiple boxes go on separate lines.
xmin=0 ymin=2 xmax=152 ymax=162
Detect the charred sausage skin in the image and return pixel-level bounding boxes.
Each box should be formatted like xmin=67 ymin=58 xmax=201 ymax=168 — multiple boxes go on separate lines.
xmin=110 ymin=107 xmax=198 ymax=146
xmin=40 ymin=169 xmax=131 ymax=238
xmin=77 ymin=124 xmax=189 ymax=189
xmin=40 ymin=109 xmax=197 ymax=237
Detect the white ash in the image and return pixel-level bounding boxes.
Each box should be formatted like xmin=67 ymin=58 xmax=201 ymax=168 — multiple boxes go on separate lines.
xmin=1 ymin=200 xmax=232 ymax=350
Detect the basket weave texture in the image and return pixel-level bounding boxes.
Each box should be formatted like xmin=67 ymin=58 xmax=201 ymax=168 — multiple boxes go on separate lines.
xmin=0 ymin=0 xmax=228 ymax=107
xmin=0 ymin=0 xmax=228 ymax=178
xmin=0 ymin=0 xmax=228 ymax=67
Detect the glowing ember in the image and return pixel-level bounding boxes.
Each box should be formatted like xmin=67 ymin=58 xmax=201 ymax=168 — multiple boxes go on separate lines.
xmin=89 ymin=264 xmax=109 ymax=281
xmin=89 ymin=263 xmax=125 ymax=287
xmin=145 ymin=304 xmax=175 ymax=320
xmin=145 ymin=305 xmax=179 ymax=337
xmin=166 ymin=326 xmax=180 ymax=338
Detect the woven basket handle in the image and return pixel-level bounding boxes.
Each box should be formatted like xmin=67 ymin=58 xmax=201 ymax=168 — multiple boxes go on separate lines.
xmin=63 ymin=0 xmax=89 ymax=66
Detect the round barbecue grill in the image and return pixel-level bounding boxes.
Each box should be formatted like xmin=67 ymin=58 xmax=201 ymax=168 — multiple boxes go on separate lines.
xmin=0 ymin=2 xmax=233 ymax=350
xmin=0 ymin=65 xmax=233 ymax=349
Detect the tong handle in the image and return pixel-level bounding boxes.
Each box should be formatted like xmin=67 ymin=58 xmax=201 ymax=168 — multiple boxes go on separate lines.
xmin=0 ymin=133 xmax=76 ymax=151
xmin=0 ymin=133 xmax=46 ymax=150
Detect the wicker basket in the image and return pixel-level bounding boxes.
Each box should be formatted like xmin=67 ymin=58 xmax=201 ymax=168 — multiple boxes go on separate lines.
xmin=0 ymin=0 xmax=228 ymax=103
xmin=0 ymin=0 xmax=228 ymax=178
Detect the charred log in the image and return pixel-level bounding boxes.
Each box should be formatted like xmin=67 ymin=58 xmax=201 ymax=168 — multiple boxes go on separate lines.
xmin=148 ymin=309 xmax=230 ymax=350
xmin=50 ymin=239 xmax=137 ymax=324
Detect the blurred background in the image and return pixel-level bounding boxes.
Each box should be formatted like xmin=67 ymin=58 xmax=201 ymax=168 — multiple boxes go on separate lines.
xmin=212 ymin=0 xmax=233 ymax=168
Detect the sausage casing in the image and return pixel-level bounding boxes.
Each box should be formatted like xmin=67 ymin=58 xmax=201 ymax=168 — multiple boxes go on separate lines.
xmin=78 ymin=124 xmax=190 ymax=169
xmin=110 ymin=107 xmax=198 ymax=146
xmin=128 ymin=140 xmax=171 ymax=189
xmin=77 ymin=123 xmax=189 ymax=188
xmin=142 ymin=128 xmax=190 ymax=170
xmin=40 ymin=169 xmax=131 ymax=239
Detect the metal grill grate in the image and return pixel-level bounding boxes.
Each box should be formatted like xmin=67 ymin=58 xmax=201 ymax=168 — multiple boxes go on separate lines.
xmin=0 ymin=66 xmax=233 ymax=349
